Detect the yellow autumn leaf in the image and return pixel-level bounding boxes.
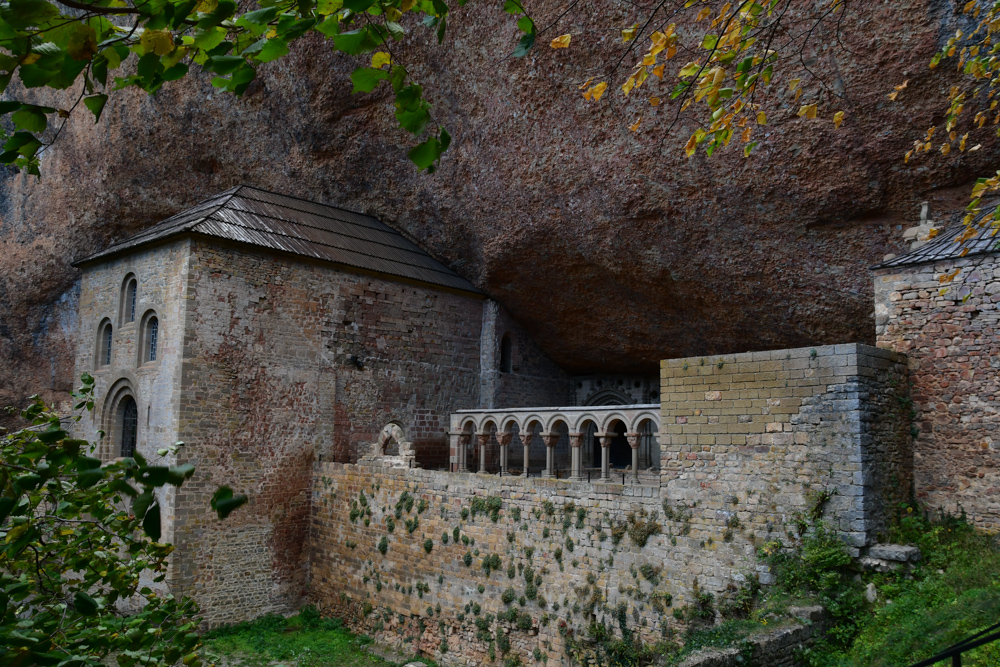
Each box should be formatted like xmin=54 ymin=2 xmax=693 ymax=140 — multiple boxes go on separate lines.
xmin=756 ymin=111 xmax=766 ymax=125
xmin=904 ymin=150 xmax=913 ymax=163
xmin=833 ymin=110 xmax=844 ymax=128
xmin=371 ymin=52 xmax=391 ymax=68
xmin=583 ymin=81 xmax=607 ymax=101
xmin=20 ymin=53 xmax=40 ymax=65
xmin=666 ymin=45 xmax=677 ymax=59
xmin=629 ymin=116 xmax=642 ymax=132
xmin=649 ymin=96 xmax=660 ymax=106
xmin=797 ymin=104 xmax=817 ymax=119
xmin=622 ymin=24 xmax=638 ymax=41
xmin=141 ymin=29 xmax=175 ymax=56
xmin=741 ymin=126 xmax=751 ymax=142
xmin=696 ymin=6 xmax=711 ymax=21
xmin=622 ymin=75 xmax=637 ymax=96
xmin=401 ymin=0 xmax=415 ymax=10
xmin=550 ymin=34 xmax=571 ymax=49
xmin=684 ymin=133 xmax=698 ymax=155
xmin=578 ymin=77 xmax=594 ymax=90
xmin=652 ymin=64 xmax=665 ymax=79
xmin=941 ymin=142 xmax=951 ymax=155
xmin=642 ymin=54 xmax=656 ymax=66
xmin=788 ymin=78 xmax=801 ymax=91
xmin=894 ymin=79 xmax=909 ymax=91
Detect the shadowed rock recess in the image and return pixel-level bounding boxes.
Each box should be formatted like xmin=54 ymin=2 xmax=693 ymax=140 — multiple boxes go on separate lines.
xmin=0 ymin=0 xmax=991 ymax=411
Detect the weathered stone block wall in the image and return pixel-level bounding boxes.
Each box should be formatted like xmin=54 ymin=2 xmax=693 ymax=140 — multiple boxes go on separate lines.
xmin=661 ymin=344 xmax=912 ymax=550
xmin=875 ymin=254 xmax=1000 ymax=531
xmin=169 ymin=239 xmax=493 ymax=624
xmin=73 ymin=239 xmax=191 ymax=545
xmin=479 ymin=300 xmax=574 ymax=410
xmin=310 ymin=464 xmax=686 ymax=667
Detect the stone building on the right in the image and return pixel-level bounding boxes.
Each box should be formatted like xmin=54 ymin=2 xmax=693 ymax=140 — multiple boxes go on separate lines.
xmin=874 ymin=215 xmax=1000 ymax=531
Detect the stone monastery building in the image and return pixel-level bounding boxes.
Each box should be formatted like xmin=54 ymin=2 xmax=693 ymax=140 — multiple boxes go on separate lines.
xmin=71 ymin=186 xmax=999 ymax=661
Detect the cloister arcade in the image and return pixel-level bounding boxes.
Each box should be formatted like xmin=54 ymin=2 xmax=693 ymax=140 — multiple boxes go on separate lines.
xmin=448 ymin=405 xmax=660 ymax=484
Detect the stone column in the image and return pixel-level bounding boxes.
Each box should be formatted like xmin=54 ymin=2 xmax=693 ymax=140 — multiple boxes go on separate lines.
xmin=477 ymin=433 xmax=491 ymax=473
xmin=569 ymin=432 xmax=585 ymax=481
xmin=598 ymin=432 xmax=614 ymax=481
xmin=498 ymin=432 xmax=512 ymax=474
xmin=458 ymin=434 xmax=471 ymax=472
xmin=542 ymin=433 xmax=559 ymax=478
xmin=520 ymin=429 xmax=532 ymax=477
xmin=627 ymin=432 xmax=641 ymax=481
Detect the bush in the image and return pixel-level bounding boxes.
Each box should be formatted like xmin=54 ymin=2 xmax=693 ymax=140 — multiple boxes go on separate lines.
xmin=502 ymin=587 xmax=516 ymax=605
xmin=423 ymin=538 xmax=433 ymax=553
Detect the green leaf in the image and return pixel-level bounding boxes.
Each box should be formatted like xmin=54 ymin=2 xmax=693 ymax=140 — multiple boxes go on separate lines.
xmin=512 ymin=32 xmax=534 ymax=57
xmin=211 ymin=485 xmax=248 ymax=519
xmin=3 ymin=0 xmax=59 ymax=30
xmin=439 ymin=126 xmax=451 ymax=152
xmin=0 ymin=100 xmax=19 ymax=114
xmin=517 ymin=16 xmax=534 ymax=33
xmin=133 ymin=491 xmax=154 ymax=519
xmin=77 ymin=468 xmax=104 ymax=488
xmin=142 ymin=502 xmax=161 ymax=542
xmin=236 ymin=6 xmax=278 ymax=28
xmin=205 ymin=55 xmax=244 ymax=74
xmin=702 ymin=34 xmax=718 ymax=49
xmin=343 ymin=0 xmax=375 ymax=11
xmin=350 ymin=66 xmax=388 ymax=93
xmin=166 ymin=463 xmax=195 ymax=484
xmin=73 ymin=591 xmax=99 ymax=616
xmin=408 ymin=136 xmax=441 ymax=170
xmin=83 ymin=94 xmax=107 ymax=121
xmin=333 ymin=27 xmax=382 ymax=54
xmin=502 ymin=0 xmax=523 ymax=13
xmin=162 ymin=63 xmax=189 ymax=81
xmin=315 ymin=16 xmax=339 ymax=38
xmin=11 ymin=107 xmax=45 ymax=132
xmin=255 ymin=37 xmax=288 ymax=62
xmin=317 ymin=0 xmax=342 ymax=14
xmin=196 ymin=0 xmax=237 ymax=29
xmin=193 ymin=26 xmax=227 ymax=50
xmin=0 ymin=497 xmax=14 ymax=523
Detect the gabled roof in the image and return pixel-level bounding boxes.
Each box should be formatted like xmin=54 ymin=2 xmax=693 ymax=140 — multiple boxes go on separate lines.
xmin=75 ymin=185 xmax=480 ymax=294
xmin=875 ymin=210 xmax=1000 ymax=269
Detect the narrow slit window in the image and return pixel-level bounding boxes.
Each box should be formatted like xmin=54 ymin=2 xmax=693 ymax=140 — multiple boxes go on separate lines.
xmin=500 ymin=334 xmax=513 ymax=373
xmin=147 ymin=317 xmax=158 ymax=362
xmin=103 ymin=323 xmax=113 ymax=366
xmin=128 ymin=281 xmax=137 ymax=323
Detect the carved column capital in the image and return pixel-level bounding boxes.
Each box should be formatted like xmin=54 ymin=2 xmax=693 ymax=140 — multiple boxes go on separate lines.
xmin=626 ymin=432 xmax=641 ymax=449
xmin=497 ymin=432 xmax=513 ymax=447
xmin=569 ymin=432 xmax=585 ymax=448
xmin=477 ymin=433 xmax=492 ymax=447
xmin=598 ymin=433 xmax=615 ymax=448
xmin=542 ymin=432 xmax=560 ymax=448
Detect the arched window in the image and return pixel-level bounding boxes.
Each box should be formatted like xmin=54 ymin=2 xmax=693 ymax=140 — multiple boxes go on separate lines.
xmin=146 ymin=317 xmax=158 ymax=362
xmin=139 ymin=311 xmax=160 ymax=364
xmin=119 ymin=274 xmax=138 ymax=325
xmin=500 ymin=333 xmax=513 ymax=373
xmin=96 ymin=320 xmax=113 ymax=368
xmin=118 ymin=396 xmax=138 ymax=458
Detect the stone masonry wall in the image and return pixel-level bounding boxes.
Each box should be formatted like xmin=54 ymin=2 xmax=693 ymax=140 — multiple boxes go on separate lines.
xmin=310 ymin=464 xmax=685 ymax=667
xmin=73 ymin=239 xmax=191 ymax=546
xmin=875 ymin=253 xmax=1000 ymax=531
xmin=660 ymin=344 xmax=912 ymax=552
xmin=479 ymin=300 xmax=574 ymax=410
xmin=169 ymin=239 xmax=491 ymax=625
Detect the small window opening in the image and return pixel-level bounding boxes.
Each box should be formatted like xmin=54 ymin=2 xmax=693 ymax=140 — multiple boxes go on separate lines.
xmin=500 ymin=333 xmax=513 ymax=373
xmin=147 ymin=317 xmax=159 ymax=362
xmin=99 ymin=322 xmax=113 ymax=367
xmin=119 ymin=396 xmax=137 ymax=458
xmin=127 ymin=280 xmax=137 ymax=323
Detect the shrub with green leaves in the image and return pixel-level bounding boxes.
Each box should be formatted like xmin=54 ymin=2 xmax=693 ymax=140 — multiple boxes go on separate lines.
xmin=0 ymin=378 xmax=246 ymax=667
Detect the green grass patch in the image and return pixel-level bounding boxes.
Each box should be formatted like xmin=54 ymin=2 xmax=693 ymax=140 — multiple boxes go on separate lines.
xmin=202 ymin=606 xmax=418 ymax=667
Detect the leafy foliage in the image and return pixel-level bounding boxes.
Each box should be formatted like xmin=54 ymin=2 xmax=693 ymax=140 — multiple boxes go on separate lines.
xmin=0 ymin=377 xmax=246 ymax=667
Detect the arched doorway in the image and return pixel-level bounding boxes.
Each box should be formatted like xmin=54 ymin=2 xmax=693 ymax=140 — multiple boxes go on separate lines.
xmin=608 ymin=420 xmax=630 ymax=468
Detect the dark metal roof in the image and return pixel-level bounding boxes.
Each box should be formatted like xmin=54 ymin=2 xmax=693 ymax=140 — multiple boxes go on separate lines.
xmin=874 ymin=210 xmax=1000 ymax=270
xmin=76 ymin=185 xmax=480 ymax=294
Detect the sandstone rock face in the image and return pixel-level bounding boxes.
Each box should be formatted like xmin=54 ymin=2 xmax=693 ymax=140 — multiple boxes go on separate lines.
xmin=0 ymin=0 xmax=989 ymax=413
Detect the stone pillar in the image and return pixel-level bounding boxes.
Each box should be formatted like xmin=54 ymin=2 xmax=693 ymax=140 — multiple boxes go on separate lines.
xmin=598 ymin=432 xmax=614 ymax=481
xmin=569 ymin=432 xmax=584 ymax=481
xmin=520 ymin=430 xmax=532 ymax=477
xmin=542 ymin=433 xmax=559 ymax=478
xmin=498 ymin=432 xmax=512 ymax=474
xmin=458 ymin=434 xmax=471 ymax=472
xmin=627 ymin=432 xmax=641 ymax=481
xmin=477 ymin=433 xmax=490 ymax=473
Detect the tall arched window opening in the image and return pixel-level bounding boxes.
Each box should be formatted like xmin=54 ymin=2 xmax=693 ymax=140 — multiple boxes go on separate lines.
xmin=139 ymin=311 xmax=160 ymax=365
xmin=500 ymin=333 xmax=513 ymax=373
xmin=147 ymin=317 xmax=158 ymax=362
xmin=119 ymin=396 xmax=138 ymax=458
xmin=126 ymin=280 xmax=137 ymax=323
xmin=97 ymin=321 xmax=113 ymax=368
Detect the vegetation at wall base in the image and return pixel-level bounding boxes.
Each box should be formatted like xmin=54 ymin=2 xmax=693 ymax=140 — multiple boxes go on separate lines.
xmin=202 ymin=606 xmax=422 ymax=667
xmin=0 ymin=380 xmax=246 ymax=667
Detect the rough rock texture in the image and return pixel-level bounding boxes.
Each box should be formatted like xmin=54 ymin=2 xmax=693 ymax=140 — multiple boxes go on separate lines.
xmin=0 ymin=0 xmax=991 ymax=413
